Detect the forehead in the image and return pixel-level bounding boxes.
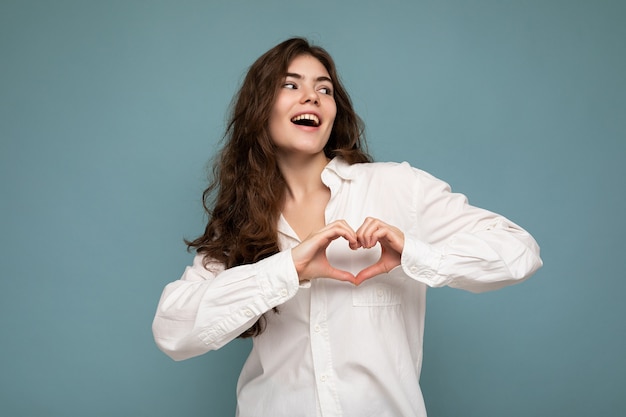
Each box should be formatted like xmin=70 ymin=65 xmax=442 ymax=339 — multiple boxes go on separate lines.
xmin=286 ymin=55 xmax=331 ymax=79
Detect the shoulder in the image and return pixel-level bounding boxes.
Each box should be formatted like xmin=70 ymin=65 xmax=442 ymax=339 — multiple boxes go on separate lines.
xmin=326 ymin=158 xmax=444 ymax=191
xmin=329 ymin=157 xmax=410 ymax=175
xmin=355 ymin=160 xmax=413 ymax=174
xmin=336 ymin=159 xmax=428 ymax=182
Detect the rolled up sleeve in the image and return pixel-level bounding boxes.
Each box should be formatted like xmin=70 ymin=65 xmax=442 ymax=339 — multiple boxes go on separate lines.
xmin=152 ymin=249 xmax=299 ymax=361
xmin=401 ymin=166 xmax=543 ymax=293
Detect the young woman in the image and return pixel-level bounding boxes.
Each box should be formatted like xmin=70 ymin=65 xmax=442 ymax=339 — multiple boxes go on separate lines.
xmin=152 ymin=37 xmax=542 ymax=417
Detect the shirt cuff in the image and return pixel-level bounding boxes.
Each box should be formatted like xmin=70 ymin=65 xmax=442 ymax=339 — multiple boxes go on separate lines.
xmin=255 ymin=249 xmax=301 ymax=306
xmin=401 ymin=235 xmax=447 ymax=287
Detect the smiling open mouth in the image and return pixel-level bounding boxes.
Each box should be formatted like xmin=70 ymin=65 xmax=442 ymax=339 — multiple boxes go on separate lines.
xmin=291 ymin=114 xmax=320 ymax=127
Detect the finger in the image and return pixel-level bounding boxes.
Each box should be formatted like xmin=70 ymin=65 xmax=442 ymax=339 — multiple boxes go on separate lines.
xmin=356 ymin=217 xmax=405 ymax=253
xmin=355 ymin=217 xmax=373 ymax=247
xmin=370 ymin=227 xmax=405 ymax=254
xmin=355 ymin=216 xmax=377 ymax=233
xmin=324 ymin=220 xmax=361 ymax=250
xmin=356 ymin=217 xmax=384 ymax=248
xmin=292 ymin=221 xmax=359 ymax=282
xmin=322 ymin=220 xmax=357 ymax=245
xmin=305 ymin=224 xmax=355 ymax=252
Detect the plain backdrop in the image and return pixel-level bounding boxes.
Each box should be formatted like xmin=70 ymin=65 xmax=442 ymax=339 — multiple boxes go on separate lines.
xmin=1 ymin=0 xmax=624 ymax=416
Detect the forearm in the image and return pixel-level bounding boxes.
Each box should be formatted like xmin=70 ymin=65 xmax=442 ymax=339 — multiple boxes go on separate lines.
xmin=152 ymin=250 xmax=299 ymax=360
xmin=402 ymin=217 xmax=542 ymax=292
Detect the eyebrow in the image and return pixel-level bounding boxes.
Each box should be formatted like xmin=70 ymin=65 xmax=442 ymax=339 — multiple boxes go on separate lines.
xmin=285 ymin=72 xmax=333 ymax=84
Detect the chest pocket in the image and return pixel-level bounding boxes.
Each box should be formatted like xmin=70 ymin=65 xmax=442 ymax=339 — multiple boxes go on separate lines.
xmin=352 ymin=268 xmax=407 ymax=307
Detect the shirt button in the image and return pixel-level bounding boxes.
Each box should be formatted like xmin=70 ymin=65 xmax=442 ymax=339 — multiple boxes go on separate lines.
xmin=314 ymin=325 xmax=321 ymax=333
xmin=410 ymin=266 xmax=418 ymax=274
xmin=244 ymin=309 xmax=253 ymax=317
xmin=320 ymin=374 xmax=327 ymax=382
xmin=279 ymin=289 xmax=288 ymax=297
xmin=377 ymin=289 xmax=384 ymax=297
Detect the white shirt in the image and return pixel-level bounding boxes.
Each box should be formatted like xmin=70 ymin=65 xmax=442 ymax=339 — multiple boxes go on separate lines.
xmin=152 ymin=158 xmax=542 ymax=417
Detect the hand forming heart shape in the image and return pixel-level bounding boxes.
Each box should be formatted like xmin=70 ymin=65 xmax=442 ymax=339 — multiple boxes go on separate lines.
xmin=291 ymin=217 xmax=405 ymax=286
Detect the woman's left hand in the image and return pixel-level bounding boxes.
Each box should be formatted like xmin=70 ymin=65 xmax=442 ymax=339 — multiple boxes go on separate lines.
xmin=354 ymin=217 xmax=405 ymax=285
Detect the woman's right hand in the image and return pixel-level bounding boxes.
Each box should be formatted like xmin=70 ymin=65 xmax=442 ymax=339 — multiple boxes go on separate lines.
xmin=291 ymin=220 xmax=358 ymax=284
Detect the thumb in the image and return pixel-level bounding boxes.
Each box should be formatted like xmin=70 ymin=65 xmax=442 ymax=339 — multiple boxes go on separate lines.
xmin=325 ymin=267 xmax=356 ymax=284
xmin=354 ymin=261 xmax=387 ymax=286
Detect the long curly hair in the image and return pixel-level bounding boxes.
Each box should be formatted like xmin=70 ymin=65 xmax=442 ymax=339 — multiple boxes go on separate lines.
xmin=186 ymin=37 xmax=372 ymax=337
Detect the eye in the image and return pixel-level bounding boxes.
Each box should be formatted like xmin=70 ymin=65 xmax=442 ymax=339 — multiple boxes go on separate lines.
xmin=318 ymin=86 xmax=333 ymax=96
xmin=283 ymin=82 xmax=297 ymax=90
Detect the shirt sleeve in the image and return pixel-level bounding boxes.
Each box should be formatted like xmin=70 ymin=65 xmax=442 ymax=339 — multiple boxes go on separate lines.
xmin=400 ymin=165 xmax=543 ymax=293
xmin=152 ymin=249 xmax=300 ymax=361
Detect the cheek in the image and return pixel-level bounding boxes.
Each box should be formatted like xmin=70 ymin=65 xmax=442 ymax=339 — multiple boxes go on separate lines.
xmin=268 ymin=100 xmax=286 ymax=131
xmin=328 ymin=110 xmax=337 ymax=129
xmin=270 ymin=93 xmax=288 ymax=118
xmin=326 ymin=101 xmax=337 ymax=125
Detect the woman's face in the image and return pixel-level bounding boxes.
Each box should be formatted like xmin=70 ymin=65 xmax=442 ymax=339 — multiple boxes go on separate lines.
xmin=268 ymin=54 xmax=337 ymax=159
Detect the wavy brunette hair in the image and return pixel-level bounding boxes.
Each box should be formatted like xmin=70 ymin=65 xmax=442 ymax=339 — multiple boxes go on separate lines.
xmin=186 ymin=38 xmax=372 ymax=337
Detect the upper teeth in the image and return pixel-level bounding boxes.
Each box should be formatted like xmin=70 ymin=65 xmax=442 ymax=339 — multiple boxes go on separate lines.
xmin=291 ymin=114 xmax=320 ymax=125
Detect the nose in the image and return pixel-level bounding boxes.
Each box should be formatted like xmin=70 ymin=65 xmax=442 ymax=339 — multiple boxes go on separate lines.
xmin=301 ymin=86 xmax=319 ymax=105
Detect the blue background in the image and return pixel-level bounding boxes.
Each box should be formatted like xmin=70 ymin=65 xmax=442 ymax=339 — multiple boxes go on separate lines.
xmin=1 ymin=0 xmax=624 ymax=416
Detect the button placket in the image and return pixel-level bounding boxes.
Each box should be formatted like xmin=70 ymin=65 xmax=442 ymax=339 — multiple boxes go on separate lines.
xmin=307 ymin=168 xmax=344 ymax=416
xmin=309 ymin=280 xmax=342 ymax=416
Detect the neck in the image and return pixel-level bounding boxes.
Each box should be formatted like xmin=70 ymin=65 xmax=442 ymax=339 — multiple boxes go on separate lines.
xmin=277 ymin=153 xmax=330 ymax=202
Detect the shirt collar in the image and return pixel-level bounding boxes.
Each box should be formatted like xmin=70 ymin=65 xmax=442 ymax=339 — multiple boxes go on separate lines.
xmin=323 ymin=157 xmax=356 ymax=181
